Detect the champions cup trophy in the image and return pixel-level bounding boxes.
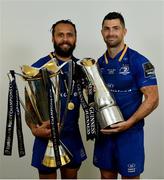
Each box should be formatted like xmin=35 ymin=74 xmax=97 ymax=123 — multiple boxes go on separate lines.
xmin=17 ymin=59 xmax=72 ymax=167
xmin=77 ymin=58 xmax=124 ymax=129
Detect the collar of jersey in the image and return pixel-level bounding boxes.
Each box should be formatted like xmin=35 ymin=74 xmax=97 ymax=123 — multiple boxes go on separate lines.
xmin=104 ymin=44 xmax=128 ymax=64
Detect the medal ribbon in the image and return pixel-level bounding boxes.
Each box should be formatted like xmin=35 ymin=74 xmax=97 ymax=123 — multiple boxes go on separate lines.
xmin=50 ymin=53 xmax=75 ymax=131
xmin=60 ymin=61 xmax=74 ymax=130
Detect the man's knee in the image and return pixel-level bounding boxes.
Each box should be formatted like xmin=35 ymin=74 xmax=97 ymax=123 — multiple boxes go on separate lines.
xmin=39 ymin=171 xmax=57 ymax=179
xmin=60 ymin=167 xmax=79 ymax=179
xmin=100 ymin=169 xmax=118 ymax=179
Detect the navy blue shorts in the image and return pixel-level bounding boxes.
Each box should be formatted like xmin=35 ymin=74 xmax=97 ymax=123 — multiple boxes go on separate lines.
xmin=38 ymin=160 xmax=82 ymax=174
xmin=93 ymin=128 xmax=144 ymax=177
xmin=32 ymin=129 xmax=87 ymax=173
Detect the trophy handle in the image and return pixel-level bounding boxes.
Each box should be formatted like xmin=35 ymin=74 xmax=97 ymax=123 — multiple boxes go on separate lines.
xmin=25 ymin=83 xmax=43 ymax=124
xmin=20 ymin=59 xmax=71 ymax=79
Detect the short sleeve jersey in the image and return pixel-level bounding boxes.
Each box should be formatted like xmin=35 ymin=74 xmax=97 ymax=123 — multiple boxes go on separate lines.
xmin=98 ymin=47 xmax=157 ymax=129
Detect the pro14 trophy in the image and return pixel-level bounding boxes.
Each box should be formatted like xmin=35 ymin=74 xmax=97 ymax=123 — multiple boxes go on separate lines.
xmin=4 ymin=59 xmax=72 ymax=168
xmin=77 ymin=58 xmax=124 ymax=129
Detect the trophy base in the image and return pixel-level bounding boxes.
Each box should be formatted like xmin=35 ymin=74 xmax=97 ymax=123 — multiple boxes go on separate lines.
xmin=97 ymin=105 xmax=124 ymax=129
xmin=42 ymin=140 xmax=72 ymax=168
xmin=42 ymin=153 xmax=71 ymax=168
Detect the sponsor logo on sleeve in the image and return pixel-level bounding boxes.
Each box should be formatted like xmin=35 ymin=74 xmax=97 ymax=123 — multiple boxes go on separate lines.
xmin=143 ymin=62 xmax=155 ymax=78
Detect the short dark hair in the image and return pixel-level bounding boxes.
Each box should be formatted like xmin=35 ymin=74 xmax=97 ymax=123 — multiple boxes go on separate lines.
xmin=51 ymin=19 xmax=77 ymax=36
xmin=102 ymin=12 xmax=125 ymax=28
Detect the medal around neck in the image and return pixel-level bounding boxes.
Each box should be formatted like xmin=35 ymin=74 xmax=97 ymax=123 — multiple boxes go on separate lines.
xmin=77 ymin=58 xmax=124 ymax=129
xmin=67 ymin=102 xmax=75 ymax=110
xmin=10 ymin=59 xmax=73 ymax=168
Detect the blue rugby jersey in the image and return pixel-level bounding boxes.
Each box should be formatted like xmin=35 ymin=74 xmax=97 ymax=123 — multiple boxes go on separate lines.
xmin=32 ymin=53 xmax=81 ymax=132
xmin=98 ymin=46 xmax=157 ymax=129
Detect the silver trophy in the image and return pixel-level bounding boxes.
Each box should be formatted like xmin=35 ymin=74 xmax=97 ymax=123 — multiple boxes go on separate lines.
xmin=14 ymin=59 xmax=72 ymax=167
xmin=77 ymin=58 xmax=124 ymax=129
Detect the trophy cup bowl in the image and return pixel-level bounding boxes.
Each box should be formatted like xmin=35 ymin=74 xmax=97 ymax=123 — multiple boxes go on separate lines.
xmin=21 ymin=59 xmax=72 ymax=167
xmin=77 ymin=58 xmax=124 ymax=129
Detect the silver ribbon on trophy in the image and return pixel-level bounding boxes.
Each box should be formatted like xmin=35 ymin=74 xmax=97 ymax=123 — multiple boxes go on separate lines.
xmin=4 ymin=59 xmax=73 ymax=168
xmin=77 ymin=58 xmax=124 ymax=129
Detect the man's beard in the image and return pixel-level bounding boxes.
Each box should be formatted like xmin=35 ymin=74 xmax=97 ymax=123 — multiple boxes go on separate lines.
xmin=104 ymin=36 xmax=122 ymax=48
xmin=106 ymin=40 xmax=121 ymax=48
xmin=53 ymin=42 xmax=76 ymax=58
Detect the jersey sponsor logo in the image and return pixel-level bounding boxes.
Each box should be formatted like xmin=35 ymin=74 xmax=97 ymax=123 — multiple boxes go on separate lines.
xmin=100 ymin=67 xmax=116 ymax=75
xmin=119 ymin=64 xmax=130 ymax=75
xmin=107 ymin=69 xmax=116 ymax=75
xmin=107 ymin=84 xmax=133 ymax=92
xmin=107 ymin=83 xmax=114 ymax=89
xmin=110 ymin=89 xmax=132 ymax=93
xmin=143 ymin=62 xmax=155 ymax=78
xmin=127 ymin=163 xmax=136 ymax=173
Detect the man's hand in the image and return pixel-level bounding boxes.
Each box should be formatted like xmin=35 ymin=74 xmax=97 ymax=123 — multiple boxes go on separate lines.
xmin=100 ymin=120 xmax=133 ymax=135
xmin=30 ymin=120 xmax=51 ymax=138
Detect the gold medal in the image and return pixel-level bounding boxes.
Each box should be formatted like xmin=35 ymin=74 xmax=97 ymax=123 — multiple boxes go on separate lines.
xmin=67 ymin=102 xmax=75 ymax=110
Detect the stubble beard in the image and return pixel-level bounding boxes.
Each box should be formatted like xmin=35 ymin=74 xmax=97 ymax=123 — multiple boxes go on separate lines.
xmin=106 ymin=40 xmax=122 ymax=48
xmin=104 ymin=35 xmax=123 ymax=48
